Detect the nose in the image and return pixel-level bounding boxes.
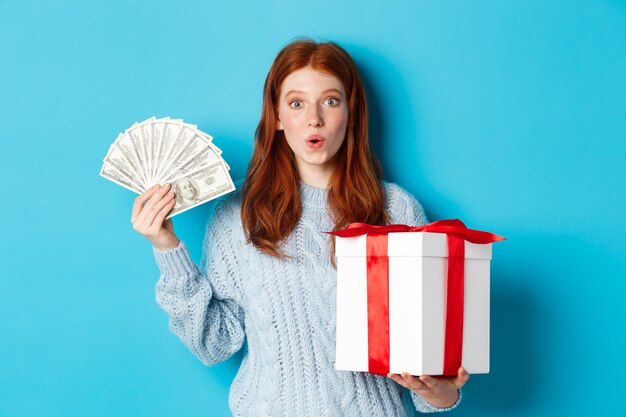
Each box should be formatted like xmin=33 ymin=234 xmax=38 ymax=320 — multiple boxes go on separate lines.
xmin=307 ymin=105 xmax=324 ymax=128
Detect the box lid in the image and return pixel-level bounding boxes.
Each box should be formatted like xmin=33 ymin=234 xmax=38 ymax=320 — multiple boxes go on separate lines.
xmin=336 ymin=231 xmax=492 ymax=260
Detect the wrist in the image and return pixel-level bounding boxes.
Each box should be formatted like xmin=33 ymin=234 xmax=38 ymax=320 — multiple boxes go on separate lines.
xmin=153 ymin=237 xmax=180 ymax=251
xmin=422 ymin=390 xmax=459 ymax=409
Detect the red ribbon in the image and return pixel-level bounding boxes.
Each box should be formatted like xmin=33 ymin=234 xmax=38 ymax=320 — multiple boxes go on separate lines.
xmin=327 ymin=219 xmax=505 ymax=376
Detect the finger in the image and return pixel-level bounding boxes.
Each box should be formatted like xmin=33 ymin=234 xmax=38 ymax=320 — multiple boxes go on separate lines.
xmin=133 ymin=189 xmax=171 ymax=233
xmin=387 ymin=373 xmax=410 ymax=390
xmin=418 ymin=375 xmax=438 ymax=389
xmin=132 ymin=184 xmax=160 ymax=221
xmin=144 ymin=183 xmax=172 ymax=211
xmin=145 ymin=191 xmax=175 ymax=226
xmin=401 ymin=372 xmax=429 ymax=392
xmin=453 ymin=367 xmax=470 ymax=388
xmin=149 ymin=197 xmax=176 ymax=229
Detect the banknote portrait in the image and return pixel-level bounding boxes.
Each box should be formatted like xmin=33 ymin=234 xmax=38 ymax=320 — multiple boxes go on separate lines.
xmin=174 ymin=177 xmax=200 ymax=207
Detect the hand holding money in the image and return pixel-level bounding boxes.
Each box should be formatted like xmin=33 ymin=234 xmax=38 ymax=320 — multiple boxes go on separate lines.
xmin=131 ymin=183 xmax=180 ymax=251
xmin=100 ymin=117 xmax=236 ymax=220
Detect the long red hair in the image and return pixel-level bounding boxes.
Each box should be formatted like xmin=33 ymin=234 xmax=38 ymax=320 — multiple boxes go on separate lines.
xmin=241 ymin=39 xmax=389 ymax=260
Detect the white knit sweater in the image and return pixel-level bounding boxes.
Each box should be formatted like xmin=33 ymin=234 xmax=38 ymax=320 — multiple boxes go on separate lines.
xmin=153 ymin=181 xmax=462 ymax=416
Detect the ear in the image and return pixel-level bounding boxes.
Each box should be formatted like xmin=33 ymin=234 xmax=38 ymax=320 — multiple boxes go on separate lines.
xmin=275 ymin=115 xmax=284 ymax=131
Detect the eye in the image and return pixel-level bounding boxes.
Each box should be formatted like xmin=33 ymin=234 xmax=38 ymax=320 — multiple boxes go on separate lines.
xmin=325 ymin=97 xmax=340 ymax=106
xmin=289 ymin=100 xmax=303 ymax=108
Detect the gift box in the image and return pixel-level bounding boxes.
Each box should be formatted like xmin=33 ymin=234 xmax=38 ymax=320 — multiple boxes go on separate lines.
xmin=328 ymin=220 xmax=504 ymax=376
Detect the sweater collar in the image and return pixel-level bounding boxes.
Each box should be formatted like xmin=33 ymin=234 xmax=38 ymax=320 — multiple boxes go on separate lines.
xmin=299 ymin=181 xmax=328 ymax=208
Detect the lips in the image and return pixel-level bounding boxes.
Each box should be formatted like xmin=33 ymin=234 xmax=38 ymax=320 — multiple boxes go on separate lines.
xmin=306 ymin=134 xmax=325 ymax=149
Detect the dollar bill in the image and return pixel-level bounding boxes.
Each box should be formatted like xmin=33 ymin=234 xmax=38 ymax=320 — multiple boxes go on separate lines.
xmin=125 ymin=122 xmax=151 ymax=185
xmin=148 ymin=118 xmax=167 ymax=182
xmin=153 ymin=119 xmax=186 ymax=183
xmin=138 ymin=117 xmax=156 ymax=184
xmin=162 ymin=144 xmax=222 ymax=183
xmin=167 ymin=161 xmax=236 ymax=218
xmin=103 ymin=134 xmax=146 ymax=189
xmin=100 ymin=162 xmax=143 ymax=194
xmin=100 ymin=116 xmax=235 ymax=218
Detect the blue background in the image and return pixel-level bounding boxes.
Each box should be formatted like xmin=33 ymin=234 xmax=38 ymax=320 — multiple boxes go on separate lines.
xmin=1 ymin=1 xmax=625 ymax=416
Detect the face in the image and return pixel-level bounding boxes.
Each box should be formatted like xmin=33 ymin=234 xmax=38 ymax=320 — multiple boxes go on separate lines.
xmin=179 ymin=179 xmax=197 ymax=200
xmin=275 ymin=66 xmax=349 ymax=177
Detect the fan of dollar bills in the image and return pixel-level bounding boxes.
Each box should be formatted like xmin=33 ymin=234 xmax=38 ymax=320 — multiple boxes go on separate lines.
xmin=100 ymin=116 xmax=236 ymax=218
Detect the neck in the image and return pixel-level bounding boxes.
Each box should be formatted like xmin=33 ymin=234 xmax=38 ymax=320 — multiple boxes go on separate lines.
xmin=296 ymin=161 xmax=336 ymax=189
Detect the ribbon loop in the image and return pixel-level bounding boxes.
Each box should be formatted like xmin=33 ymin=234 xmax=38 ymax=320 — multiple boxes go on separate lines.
xmin=326 ymin=219 xmax=505 ymax=245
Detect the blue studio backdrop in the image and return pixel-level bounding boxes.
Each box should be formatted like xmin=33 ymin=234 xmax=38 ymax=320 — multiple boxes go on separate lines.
xmin=1 ymin=1 xmax=625 ymax=416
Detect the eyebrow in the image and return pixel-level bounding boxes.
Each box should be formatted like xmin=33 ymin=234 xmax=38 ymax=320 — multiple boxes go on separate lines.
xmin=284 ymin=88 xmax=344 ymax=97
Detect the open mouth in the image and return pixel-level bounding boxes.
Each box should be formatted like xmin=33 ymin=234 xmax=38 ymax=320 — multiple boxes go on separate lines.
xmin=306 ymin=135 xmax=325 ymax=149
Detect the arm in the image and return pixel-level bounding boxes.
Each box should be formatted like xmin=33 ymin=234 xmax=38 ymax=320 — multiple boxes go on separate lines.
xmin=153 ymin=237 xmax=245 ymax=366
xmin=132 ymin=184 xmax=245 ymax=366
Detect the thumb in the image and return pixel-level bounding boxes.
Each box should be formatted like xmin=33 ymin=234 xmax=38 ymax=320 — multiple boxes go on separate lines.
xmin=453 ymin=367 xmax=470 ymax=388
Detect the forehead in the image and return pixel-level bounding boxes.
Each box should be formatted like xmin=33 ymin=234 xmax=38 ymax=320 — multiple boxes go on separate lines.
xmin=279 ymin=66 xmax=346 ymax=97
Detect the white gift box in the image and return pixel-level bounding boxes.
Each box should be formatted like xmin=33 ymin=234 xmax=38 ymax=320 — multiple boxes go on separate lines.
xmin=335 ymin=231 xmax=492 ymax=376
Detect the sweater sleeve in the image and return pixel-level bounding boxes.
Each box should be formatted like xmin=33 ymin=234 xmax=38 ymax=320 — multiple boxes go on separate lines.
xmin=152 ymin=198 xmax=245 ymax=366
xmin=385 ymin=182 xmax=463 ymax=413
xmin=384 ymin=182 xmax=429 ymax=226
xmin=410 ymin=388 xmax=462 ymax=413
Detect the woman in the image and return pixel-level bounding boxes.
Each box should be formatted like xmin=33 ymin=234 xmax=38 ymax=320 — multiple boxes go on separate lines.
xmin=130 ymin=39 xmax=468 ymax=416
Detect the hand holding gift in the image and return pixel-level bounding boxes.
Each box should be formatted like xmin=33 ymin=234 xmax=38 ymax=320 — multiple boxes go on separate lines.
xmin=388 ymin=366 xmax=470 ymax=409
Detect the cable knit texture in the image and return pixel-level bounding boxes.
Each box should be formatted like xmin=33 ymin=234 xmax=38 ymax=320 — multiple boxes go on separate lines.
xmin=153 ymin=180 xmax=462 ymax=416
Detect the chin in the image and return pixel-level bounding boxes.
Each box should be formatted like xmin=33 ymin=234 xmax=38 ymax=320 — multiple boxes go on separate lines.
xmin=304 ymin=157 xmax=332 ymax=166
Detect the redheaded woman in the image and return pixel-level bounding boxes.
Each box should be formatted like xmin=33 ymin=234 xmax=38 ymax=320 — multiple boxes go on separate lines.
xmin=131 ymin=39 xmax=468 ymax=416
